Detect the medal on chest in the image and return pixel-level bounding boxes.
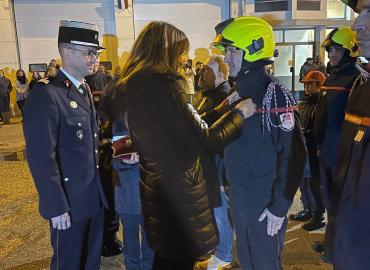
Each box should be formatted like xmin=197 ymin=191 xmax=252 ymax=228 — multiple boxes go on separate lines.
xmin=76 ymin=129 xmax=84 ymax=140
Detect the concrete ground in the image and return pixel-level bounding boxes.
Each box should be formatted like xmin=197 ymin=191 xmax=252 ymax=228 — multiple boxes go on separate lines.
xmin=0 ymin=120 xmax=333 ymax=270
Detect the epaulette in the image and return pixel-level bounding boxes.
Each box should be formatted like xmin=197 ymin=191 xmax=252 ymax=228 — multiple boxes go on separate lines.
xmin=37 ymin=78 xmax=50 ymax=85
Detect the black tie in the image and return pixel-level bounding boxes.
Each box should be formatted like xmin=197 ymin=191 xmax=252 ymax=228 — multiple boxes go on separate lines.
xmin=79 ymin=83 xmax=87 ymax=95
xmin=79 ymin=83 xmax=91 ymax=106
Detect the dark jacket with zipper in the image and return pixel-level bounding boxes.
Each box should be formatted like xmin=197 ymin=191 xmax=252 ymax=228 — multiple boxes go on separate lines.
xmin=123 ymin=70 xmax=243 ymax=259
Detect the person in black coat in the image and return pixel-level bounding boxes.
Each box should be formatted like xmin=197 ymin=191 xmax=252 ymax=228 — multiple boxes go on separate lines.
xmin=332 ymin=0 xmax=370 ymax=268
xmin=313 ymin=26 xmax=361 ymax=262
xmin=193 ymin=55 xmax=235 ymax=269
xmin=289 ymin=70 xmax=326 ymax=231
xmin=193 ymin=55 xmax=231 ymax=115
xmin=105 ymin=21 xmax=256 ymax=270
xmin=23 ymin=21 xmax=107 ymax=270
xmin=0 ymin=70 xmax=12 ymax=124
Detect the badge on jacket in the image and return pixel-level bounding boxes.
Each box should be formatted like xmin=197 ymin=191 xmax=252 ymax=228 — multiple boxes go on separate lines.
xmin=280 ymin=112 xmax=295 ymax=131
xmin=76 ymin=129 xmax=84 ymax=140
xmin=70 ymin=101 xmax=78 ymax=109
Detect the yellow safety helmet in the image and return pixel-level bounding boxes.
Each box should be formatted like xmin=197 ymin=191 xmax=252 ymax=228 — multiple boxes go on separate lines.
xmin=212 ymin=16 xmax=275 ymax=63
xmin=322 ymin=27 xmax=359 ymax=58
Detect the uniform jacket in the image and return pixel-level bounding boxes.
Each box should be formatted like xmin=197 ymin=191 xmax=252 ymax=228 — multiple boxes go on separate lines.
xmin=123 ymin=69 xmax=243 ymax=259
xmin=314 ymin=62 xmax=360 ymax=162
xmin=23 ymin=70 xmax=107 ymax=222
xmin=333 ymin=75 xmax=370 ymax=270
xmin=224 ymin=65 xmax=307 ymax=217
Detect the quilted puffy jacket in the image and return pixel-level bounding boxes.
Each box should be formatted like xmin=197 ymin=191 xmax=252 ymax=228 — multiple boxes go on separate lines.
xmin=123 ymin=70 xmax=243 ymax=260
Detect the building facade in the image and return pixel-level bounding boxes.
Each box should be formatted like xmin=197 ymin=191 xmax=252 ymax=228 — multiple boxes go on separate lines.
xmin=0 ymin=0 xmax=355 ymax=110
xmin=241 ymin=0 xmax=355 ymax=91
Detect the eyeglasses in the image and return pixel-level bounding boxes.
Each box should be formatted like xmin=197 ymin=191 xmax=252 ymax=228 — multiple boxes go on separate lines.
xmin=68 ymin=47 xmax=101 ymax=58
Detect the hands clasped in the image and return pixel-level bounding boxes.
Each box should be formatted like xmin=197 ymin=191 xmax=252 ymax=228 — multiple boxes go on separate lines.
xmin=122 ymin=153 xmax=140 ymax=164
xmin=258 ymin=208 xmax=285 ymax=236
xmin=51 ymin=212 xmax=71 ymax=230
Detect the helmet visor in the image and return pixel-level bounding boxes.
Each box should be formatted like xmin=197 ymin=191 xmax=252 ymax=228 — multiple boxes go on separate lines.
xmin=211 ymin=34 xmax=233 ymax=52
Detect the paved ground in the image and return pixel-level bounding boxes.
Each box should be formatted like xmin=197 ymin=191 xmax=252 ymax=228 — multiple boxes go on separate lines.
xmin=0 ymin=121 xmax=333 ymax=270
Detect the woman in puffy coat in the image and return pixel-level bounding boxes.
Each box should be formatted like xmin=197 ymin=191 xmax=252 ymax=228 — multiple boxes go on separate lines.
xmin=107 ymin=21 xmax=255 ymax=270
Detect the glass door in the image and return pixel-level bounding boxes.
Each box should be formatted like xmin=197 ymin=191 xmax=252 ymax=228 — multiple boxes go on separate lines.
xmin=274 ymin=45 xmax=293 ymax=91
xmin=294 ymin=44 xmax=314 ymax=92
xmin=274 ymin=44 xmax=314 ymax=95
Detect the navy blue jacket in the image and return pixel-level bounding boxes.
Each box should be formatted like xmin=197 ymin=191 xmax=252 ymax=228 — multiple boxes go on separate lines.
xmin=314 ymin=62 xmax=360 ymax=163
xmin=333 ymin=76 xmax=370 ymax=270
xmin=224 ymin=66 xmax=306 ymax=217
xmin=23 ymin=70 xmax=107 ymax=222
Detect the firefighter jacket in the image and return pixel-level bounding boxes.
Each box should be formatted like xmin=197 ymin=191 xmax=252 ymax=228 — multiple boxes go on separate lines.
xmin=223 ymin=64 xmax=307 ymax=217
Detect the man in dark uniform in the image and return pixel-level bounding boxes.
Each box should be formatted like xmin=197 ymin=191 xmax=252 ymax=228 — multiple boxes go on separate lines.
xmin=212 ymin=16 xmax=306 ymax=270
xmin=332 ymin=0 xmax=370 ymax=269
xmin=23 ymin=20 xmax=108 ymax=270
xmin=313 ymin=26 xmax=360 ymax=261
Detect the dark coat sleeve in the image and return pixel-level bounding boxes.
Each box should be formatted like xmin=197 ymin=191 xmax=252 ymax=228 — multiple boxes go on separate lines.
xmin=268 ymin=90 xmax=307 ymax=217
xmin=166 ymin=78 xmax=244 ymax=154
xmin=23 ymin=84 xmax=70 ymax=220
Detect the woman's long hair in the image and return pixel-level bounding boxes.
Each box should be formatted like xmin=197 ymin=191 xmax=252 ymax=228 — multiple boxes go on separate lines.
xmin=16 ymin=69 xmax=27 ymax=84
xmin=118 ymin=21 xmax=189 ymax=86
xmin=105 ymin=21 xmax=190 ymax=121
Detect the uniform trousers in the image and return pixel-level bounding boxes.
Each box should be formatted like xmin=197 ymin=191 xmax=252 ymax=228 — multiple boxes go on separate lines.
xmin=49 ymin=207 xmax=104 ymax=270
xmin=231 ymin=187 xmax=287 ymax=270
xmin=319 ymin=153 xmax=337 ymax=260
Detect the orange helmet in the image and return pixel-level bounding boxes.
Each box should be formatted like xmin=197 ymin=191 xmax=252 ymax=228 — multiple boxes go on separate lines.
xmin=302 ymin=70 xmax=326 ymax=84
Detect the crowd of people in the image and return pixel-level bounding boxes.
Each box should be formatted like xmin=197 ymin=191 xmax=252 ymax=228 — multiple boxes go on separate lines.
xmin=14 ymin=0 xmax=370 ymax=269
xmin=0 ymin=59 xmax=64 ymax=123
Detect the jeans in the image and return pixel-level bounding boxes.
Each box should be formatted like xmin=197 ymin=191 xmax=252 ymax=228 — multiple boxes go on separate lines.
xmin=213 ymin=187 xmax=233 ymax=262
xmin=120 ymin=214 xmax=153 ymax=270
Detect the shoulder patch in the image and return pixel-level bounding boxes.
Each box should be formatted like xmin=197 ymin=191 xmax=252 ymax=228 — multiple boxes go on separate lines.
xmin=37 ymin=79 xmax=49 ymax=85
xmin=279 ymin=112 xmax=295 ymax=131
xmin=261 ymin=81 xmax=297 ymax=133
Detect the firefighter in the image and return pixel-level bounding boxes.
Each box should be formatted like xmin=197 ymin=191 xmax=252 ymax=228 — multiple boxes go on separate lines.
xmin=313 ymin=26 xmax=360 ymax=261
xmin=289 ymin=70 xmax=327 ymax=232
xmin=212 ymin=16 xmax=306 ymax=270
xmin=331 ymin=0 xmax=370 ymax=269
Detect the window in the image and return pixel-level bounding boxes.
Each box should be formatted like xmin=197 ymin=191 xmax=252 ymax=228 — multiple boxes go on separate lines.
xmin=255 ymin=0 xmax=289 ymax=13
xmin=327 ymin=0 xmax=346 ymax=18
xmin=297 ymin=0 xmax=320 ymax=11
xmin=284 ymin=29 xmax=314 ymax=43
xmin=274 ymin=30 xmax=284 ymax=43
